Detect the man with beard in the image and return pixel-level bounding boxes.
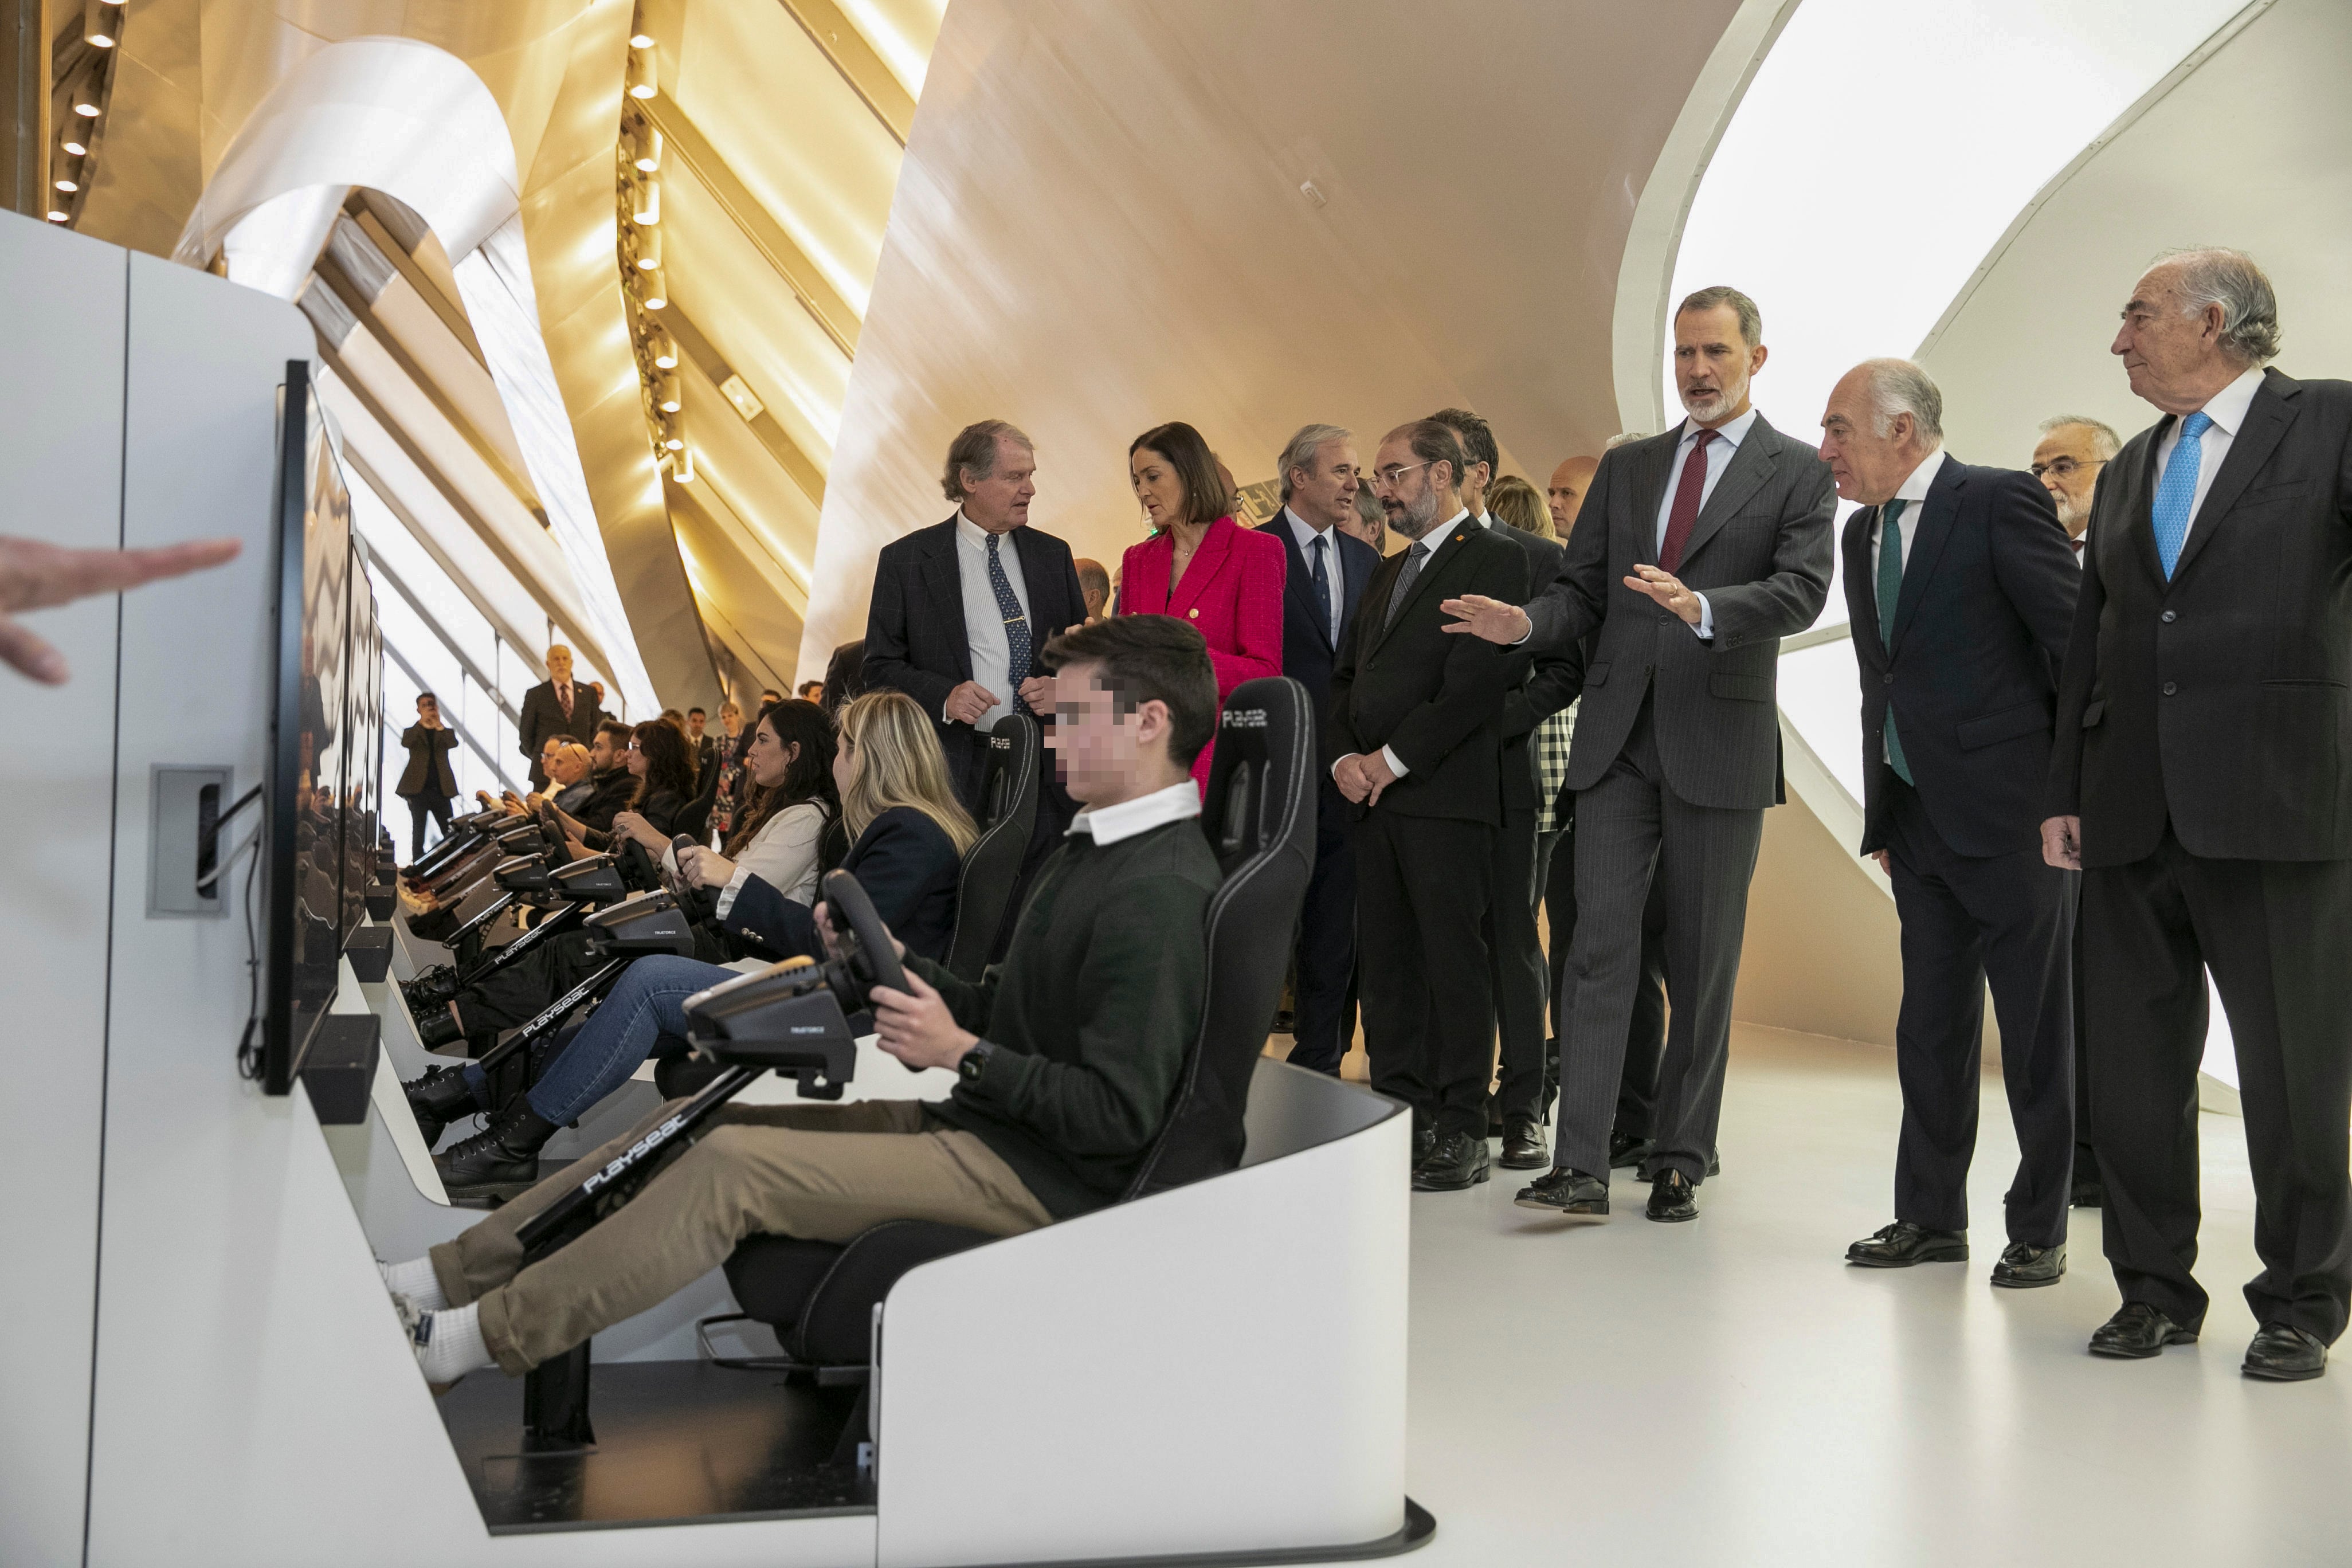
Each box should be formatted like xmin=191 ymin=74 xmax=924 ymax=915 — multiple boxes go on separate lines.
xmin=2030 ymin=412 xmax=2122 ymax=1209
xmin=1327 ymin=420 xmax=1527 ymax=1191
xmin=1442 ymin=285 xmax=1834 ymax=1224
xmin=2030 ymin=415 xmax=2121 ymax=563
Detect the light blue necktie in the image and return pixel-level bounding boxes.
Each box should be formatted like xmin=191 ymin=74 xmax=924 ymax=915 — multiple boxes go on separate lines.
xmin=2151 ymin=410 xmax=2213 ymax=579
xmin=1877 ymin=499 xmax=1912 ymax=786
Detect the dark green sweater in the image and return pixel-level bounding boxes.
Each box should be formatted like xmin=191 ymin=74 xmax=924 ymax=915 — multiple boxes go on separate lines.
xmin=912 ymin=817 xmax=1220 ymax=1218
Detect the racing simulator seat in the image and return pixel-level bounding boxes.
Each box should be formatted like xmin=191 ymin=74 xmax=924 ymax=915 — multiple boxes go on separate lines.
xmin=943 ymin=711 xmax=1038 ymax=981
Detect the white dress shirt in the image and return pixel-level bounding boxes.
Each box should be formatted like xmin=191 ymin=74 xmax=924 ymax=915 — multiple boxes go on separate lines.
xmin=1283 ymin=505 xmax=1344 ymax=646
xmin=1867 ymin=446 xmax=1949 ymax=586
xmin=953 ymin=511 xmax=1032 ymax=731
xmin=1655 ymin=407 xmax=1760 ymax=641
xmin=2154 ymin=364 xmax=2267 ymax=530
xmin=710 ymin=799 xmax=830 ymax=915
xmin=1068 ymin=779 xmax=1202 ymax=844
xmin=1339 ymin=508 xmax=1469 ymax=783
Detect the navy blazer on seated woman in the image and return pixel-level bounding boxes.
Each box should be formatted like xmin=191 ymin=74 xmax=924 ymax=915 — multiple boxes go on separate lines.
xmin=719 ymin=805 xmax=962 ymax=963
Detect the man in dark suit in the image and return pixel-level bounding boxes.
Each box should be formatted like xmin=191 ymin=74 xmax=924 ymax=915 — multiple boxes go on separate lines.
xmin=515 ymin=644 xmax=602 ymax=789
xmin=1818 ymin=359 xmax=2080 ymax=1285
xmin=1329 ymin=420 xmax=1528 ymax=1192
xmin=2044 ymin=249 xmax=2352 ymax=1381
xmin=1260 ymin=424 xmax=1379 ymax=1078
xmin=1446 ymin=286 xmax=1834 ymax=1224
xmin=821 ymin=638 xmax=865 ymax=723
xmin=1430 ymin=407 xmax=1582 ymax=1170
xmin=864 ymin=419 xmax=1089 ymax=854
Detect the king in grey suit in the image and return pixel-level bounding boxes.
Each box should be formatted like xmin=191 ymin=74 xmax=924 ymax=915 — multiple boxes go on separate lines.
xmin=1446 ymin=287 xmax=1834 ymax=1221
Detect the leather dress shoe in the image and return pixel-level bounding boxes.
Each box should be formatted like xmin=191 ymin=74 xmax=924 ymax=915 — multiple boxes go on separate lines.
xmin=1514 ymin=1166 xmax=1609 ymax=1218
xmin=1412 ymin=1128 xmax=1436 ymax=1167
xmin=2243 ymin=1322 xmax=2327 ymax=1382
xmin=1498 ymin=1114 xmax=1549 ymax=1171
xmin=2088 ymin=1302 xmax=2198 ymax=1359
xmin=1608 ymin=1131 xmax=1649 ymax=1169
xmin=1646 ymin=1169 xmax=1698 ymax=1223
xmin=1410 ymin=1130 xmax=1491 ymax=1192
xmin=1847 ymin=1221 xmax=1968 ymax=1267
xmin=1990 ymin=1240 xmax=2066 ymax=1288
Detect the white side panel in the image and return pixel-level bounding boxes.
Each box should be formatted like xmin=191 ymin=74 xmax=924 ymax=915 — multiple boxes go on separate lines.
xmin=876 ymin=1061 xmax=1412 ymax=1568
xmin=0 ymin=210 xmax=130 ymax=1568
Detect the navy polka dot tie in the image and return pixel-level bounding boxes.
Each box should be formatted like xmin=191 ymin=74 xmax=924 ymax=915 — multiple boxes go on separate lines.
xmin=987 ymin=532 xmax=1033 ymax=714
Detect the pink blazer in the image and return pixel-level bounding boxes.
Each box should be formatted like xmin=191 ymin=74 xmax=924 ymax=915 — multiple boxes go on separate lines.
xmin=1119 ymin=514 xmax=1288 ymax=791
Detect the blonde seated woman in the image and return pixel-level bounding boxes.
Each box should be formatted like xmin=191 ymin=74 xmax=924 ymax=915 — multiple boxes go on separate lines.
xmin=432 ymin=689 xmax=981 ymax=1201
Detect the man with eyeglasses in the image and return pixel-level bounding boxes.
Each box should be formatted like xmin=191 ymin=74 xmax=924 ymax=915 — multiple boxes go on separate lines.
xmin=1327 ymin=420 xmax=1528 ymax=1191
xmin=1441 ymin=285 xmax=1834 ymax=1225
xmin=2030 ymin=416 xmax=2121 ymax=562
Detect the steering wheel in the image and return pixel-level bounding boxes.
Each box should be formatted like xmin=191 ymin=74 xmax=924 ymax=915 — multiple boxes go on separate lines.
xmin=535 ymin=799 xmax=566 ymax=856
xmin=821 ymin=868 xmax=906 ymax=1005
xmin=616 ymin=837 xmax=661 ymax=893
xmin=667 ymin=834 xmax=722 ymax=925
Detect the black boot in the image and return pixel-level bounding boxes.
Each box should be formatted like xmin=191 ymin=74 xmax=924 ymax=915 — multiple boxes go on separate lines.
xmin=401 ymin=965 xmax=460 ymax=1014
xmin=436 ymin=1100 xmax=560 ymax=1205
xmin=415 ymin=1000 xmax=471 ymax=1051
xmin=402 ymin=1064 xmax=483 ymax=1149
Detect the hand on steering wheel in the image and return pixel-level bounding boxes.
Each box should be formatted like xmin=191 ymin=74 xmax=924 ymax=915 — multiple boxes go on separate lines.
xmin=869 ymin=969 xmax=975 ymax=1071
xmin=678 ymin=845 xmax=739 ymax=889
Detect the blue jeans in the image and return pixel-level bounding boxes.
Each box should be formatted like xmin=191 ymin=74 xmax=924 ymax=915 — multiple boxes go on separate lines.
xmin=465 ymin=955 xmax=736 ymax=1126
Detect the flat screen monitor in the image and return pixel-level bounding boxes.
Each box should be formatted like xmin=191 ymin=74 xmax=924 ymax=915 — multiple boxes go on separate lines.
xmin=261 ymin=360 xmax=381 ymax=1095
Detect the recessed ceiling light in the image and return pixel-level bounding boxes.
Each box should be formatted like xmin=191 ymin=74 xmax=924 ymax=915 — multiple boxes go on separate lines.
xmin=54 ymin=178 xmax=76 ymax=193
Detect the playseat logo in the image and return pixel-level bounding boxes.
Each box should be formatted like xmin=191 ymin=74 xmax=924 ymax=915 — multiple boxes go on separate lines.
xmin=582 ymin=1111 xmax=689 ymax=1194
xmin=1224 ymin=708 xmax=1267 ymax=729
xmin=789 ymin=1024 xmax=826 ymax=1034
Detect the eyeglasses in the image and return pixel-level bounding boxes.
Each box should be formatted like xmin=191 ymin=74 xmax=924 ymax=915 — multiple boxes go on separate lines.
xmin=2029 ymin=457 xmax=2107 ymax=480
xmin=1370 ymin=461 xmax=1429 ymax=492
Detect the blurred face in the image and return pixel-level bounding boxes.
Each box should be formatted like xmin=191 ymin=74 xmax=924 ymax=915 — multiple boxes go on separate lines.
xmin=687 ymin=711 xmax=705 ymax=738
xmin=719 ymin=703 xmax=740 ymax=734
xmin=1818 ymin=367 xmax=1928 ymax=506
xmin=1371 ymin=436 xmax=1452 ymax=541
xmin=1673 ymin=304 xmax=1764 ymax=427
xmin=1547 ymin=457 xmax=1597 ymax=537
xmin=1130 ymin=445 xmax=1190 ymax=532
xmin=588 ymin=732 xmax=621 ymax=772
xmin=545 ymin=646 xmax=573 ymax=684
xmin=744 ymin=716 xmax=799 ymax=789
xmin=962 ymin=437 xmax=1037 ymax=532
xmin=2030 ymin=425 xmax=2109 ymax=536
xmin=1287 ymin=438 xmax=1361 ymax=531
xmin=833 ymin=724 xmax=861 ymax=797
xmin=417 ymin=695 xmax=439 ymax=723
xmin=1045 ymin=663 xmax=1170 ymax=808
xmin=2113 ymin=263 xmax=2237 ymax=414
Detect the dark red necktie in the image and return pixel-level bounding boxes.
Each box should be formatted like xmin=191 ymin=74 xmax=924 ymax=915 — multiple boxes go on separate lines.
xmin=1657 ymin=428 xmax=1718 ymax=574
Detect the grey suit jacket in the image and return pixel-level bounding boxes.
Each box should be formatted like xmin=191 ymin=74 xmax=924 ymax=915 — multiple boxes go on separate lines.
xmin=1524 ymin=413 xmax=1835 ymax=810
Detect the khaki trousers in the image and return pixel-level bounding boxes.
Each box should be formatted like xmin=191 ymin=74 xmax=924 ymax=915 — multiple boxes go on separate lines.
xmin=429 ymin=1098 xmax=1053 ymax=1374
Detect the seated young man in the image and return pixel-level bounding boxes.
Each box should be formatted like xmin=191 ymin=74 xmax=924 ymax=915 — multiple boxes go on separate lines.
xmin=381 ymin=616 xmax=1225 ymax=1385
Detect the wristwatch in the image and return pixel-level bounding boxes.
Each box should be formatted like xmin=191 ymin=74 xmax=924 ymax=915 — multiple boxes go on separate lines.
xmin=957 ymin=1039 xmax=994 ymax=1085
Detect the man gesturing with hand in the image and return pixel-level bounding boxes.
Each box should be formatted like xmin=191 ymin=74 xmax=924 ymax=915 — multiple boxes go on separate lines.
xmin=1444 ymin=287 xmax=1833 ymax=1225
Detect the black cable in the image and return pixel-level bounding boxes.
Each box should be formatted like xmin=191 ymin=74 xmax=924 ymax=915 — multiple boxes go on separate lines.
xmin=224 ymin=798 xmax=269 ymax=1081
xmin=195 ymin=783 xmax=265 ymax=897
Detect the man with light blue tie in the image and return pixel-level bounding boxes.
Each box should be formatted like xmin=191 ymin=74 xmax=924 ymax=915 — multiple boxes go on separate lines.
xmin=2044 ymin=249 xmax=2352 ymax=1381
xmin=1260 ymin=424 xmax=1378 ymax=1075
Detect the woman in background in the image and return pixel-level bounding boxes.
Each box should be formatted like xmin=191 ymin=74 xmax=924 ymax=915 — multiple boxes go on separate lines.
xmin=1118 ymin=420 xmax=1285 ymax=791
xmin=1487 ymin=474 xmax=1550 ymax=538
xmin=588 ymin=719 xmax=695 ymax=850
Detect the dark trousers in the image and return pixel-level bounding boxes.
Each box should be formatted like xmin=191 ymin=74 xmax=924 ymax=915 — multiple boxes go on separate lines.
xmin=405 ymin=793 xmax=453 ymax=860
xmin=1285 ymin=777 xmax=1359 ymax=1075
xmin=2071 ymin=915 xmax=2097 ymax=1187
xmin=1488 ymin=805 xmax=1550 ymax=1119
xmin=2083 ymin=827 xmax=2352 ymax=1342
xmin=1537 ymin=816 xmax=1669 ymax=1133
xmin=1883 ymin=780 xmax=2076 ymax=1246
xmin=1355 ymin=810 xmax=1495 ymax=1141
xmin=1552 ymin=697 xmax=1762 ymax=1184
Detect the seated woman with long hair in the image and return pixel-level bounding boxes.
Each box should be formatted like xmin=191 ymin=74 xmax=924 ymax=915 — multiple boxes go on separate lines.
xmin=433 ymin=689 xmax=976 ymax=1201
xmin=575 ymin=720 xmax=695 ymax=850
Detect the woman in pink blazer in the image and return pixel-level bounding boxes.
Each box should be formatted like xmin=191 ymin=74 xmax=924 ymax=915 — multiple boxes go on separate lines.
xmin=1119 ymin=421 xmax=1287 ymax=793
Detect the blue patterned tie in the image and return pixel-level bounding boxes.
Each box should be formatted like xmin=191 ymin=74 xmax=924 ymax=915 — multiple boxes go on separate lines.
xmin=1308 ymin=534 xmax=1335 ymax=645
xmin=2151 ymin=410 xmax=2213 ymax=578
xmin=986 ymin=532 xmax=1033 ymax=714
xmin=1877 ymin=500 xmax=1912 ymax=786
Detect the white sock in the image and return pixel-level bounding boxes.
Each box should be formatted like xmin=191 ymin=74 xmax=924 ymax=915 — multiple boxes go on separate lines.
xmin=378 ymin=1256 xmax=448 ymax=1312
xmin=411 ymin=1301 xmax=492 ymax=1384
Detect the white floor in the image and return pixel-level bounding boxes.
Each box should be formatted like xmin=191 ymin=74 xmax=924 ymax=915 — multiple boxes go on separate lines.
xmin=1389 ymin=1025 xmax=2352 ymax=1568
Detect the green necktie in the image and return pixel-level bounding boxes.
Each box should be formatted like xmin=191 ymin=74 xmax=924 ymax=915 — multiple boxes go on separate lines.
xmin=1878 ymin=499 xmax=1912 ymax=785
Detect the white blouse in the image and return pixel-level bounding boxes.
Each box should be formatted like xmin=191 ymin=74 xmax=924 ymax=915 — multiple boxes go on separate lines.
xmin=717 ymin=799 xmax=829 ymax=914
